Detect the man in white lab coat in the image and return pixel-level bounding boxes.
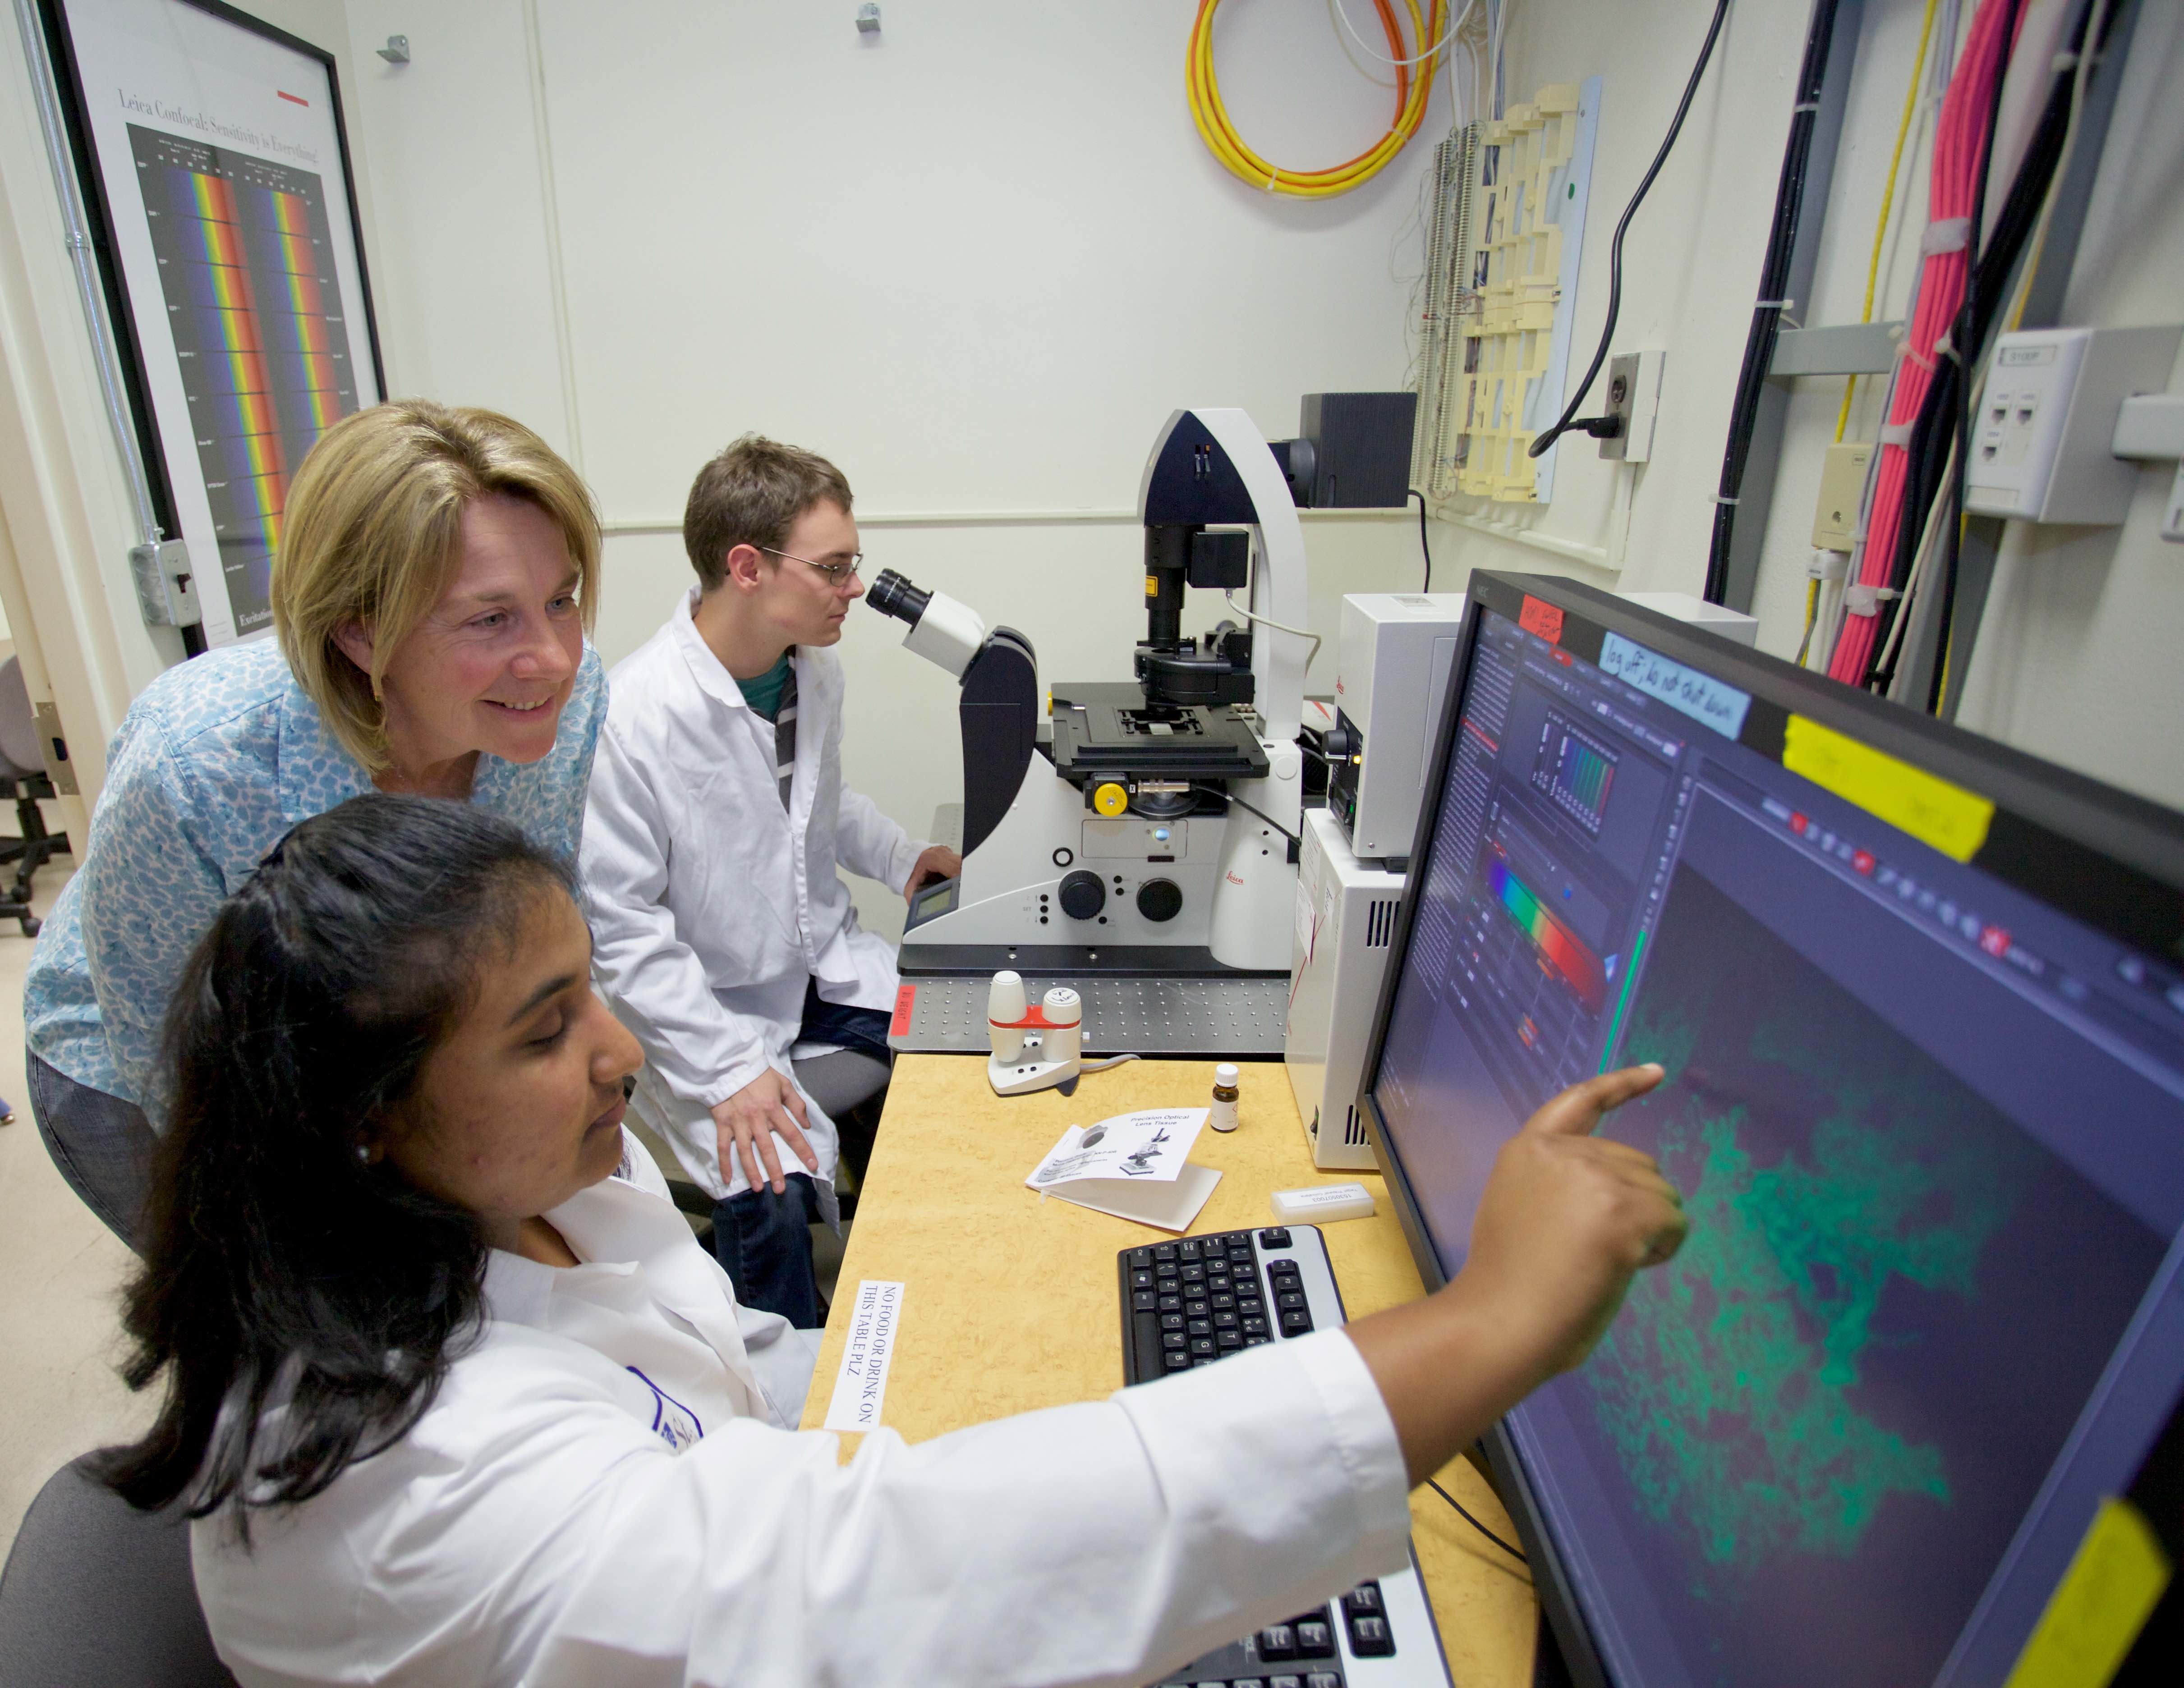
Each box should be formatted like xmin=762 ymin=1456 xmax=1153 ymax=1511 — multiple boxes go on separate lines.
xmin=582 ymin=436 xmax=960 ymax=1324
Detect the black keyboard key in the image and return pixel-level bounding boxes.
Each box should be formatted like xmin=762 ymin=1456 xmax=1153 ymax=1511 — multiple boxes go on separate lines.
xmin=1244 ymin=1335 xmax=1272 ymax=1346
xmin=1281 ymin=1309 xmax=1314 ymax=1335
xmin=1260 ymin=1227 xmax=1292 ymax=1248
xmin=1294 ymin=1619 xmax=1334 ymax=1657
xmin=1347 ymin=1614 xmax=1394 ymax=1656
xmin=1213 ymin=1309 xmax=1239 ymax=1328
xmin=1186 ymin=1299 xmax=1209 ymax=1316
xmin=1160 ymin=1313 xmax=1184 ymax=1331
xmin=1178 ymin=1240 xmax=1202 ymax=1261
xmin=1258 ymin=1623 xmax=1297 ymax=1659
xmin=1187 ymin=1319 xmax=1212 ymax=1336
xmin=1237 ymin=1296 xmax=1263 ymax=1314
xmin=1153 ymin=1244 xmax=1177 ymax=1261
xmin=1189 ymin=1336 xmax=1216 ymax=1356
xmin=1129 ymin=1247 xmax=1152 ymax=1267
xmin=1210 ymin=1292 xmax=1236 ymax=1311
xmin=1133 ymin=1291 xmax=1156 ymax=1311
xmin=1163 ymin=1350 xmax=1190 ymax=1371
xmin=1131 ymin=1270 xmax=1154 ymax=1289
xmin=1307 ymin=1674 xmax=1342 ymax=1688
xmin=1180 ymin=1263 xmax=1205 ymax=1282
xmin=1278 ymin=1290 xmax=1308 ymax=1310
xmin=1241 ymin=1316 xmax=1270 ymax=1336
xmin=1159 ymin=1294 xmax=1182 ymax=1312
xmin=1342 ymin=1582 xmax=1384 ymax=1617
xmin=1217 ymin=1330 xmax=1242 ymax=1349
xmin=1162 ymin=1330 xmax=1186 ymax=1350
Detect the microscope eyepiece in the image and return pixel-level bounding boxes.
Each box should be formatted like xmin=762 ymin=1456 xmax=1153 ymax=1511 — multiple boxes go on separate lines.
xmin=867 ymin=569 xmax=931 ymax=627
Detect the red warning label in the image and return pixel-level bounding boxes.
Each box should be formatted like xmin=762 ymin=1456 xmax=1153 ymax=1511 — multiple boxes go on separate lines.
xmin=889 ymin=983 xmax=916 ymax=1037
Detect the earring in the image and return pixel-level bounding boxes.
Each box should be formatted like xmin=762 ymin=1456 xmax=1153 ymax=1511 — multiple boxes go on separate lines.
xmin=355 ymin=1142 xmax=373 ymax=1165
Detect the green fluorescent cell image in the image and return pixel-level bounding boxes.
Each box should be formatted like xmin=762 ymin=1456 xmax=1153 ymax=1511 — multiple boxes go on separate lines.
xmin=1553 ymin=863 xmax=2161 ymax=1688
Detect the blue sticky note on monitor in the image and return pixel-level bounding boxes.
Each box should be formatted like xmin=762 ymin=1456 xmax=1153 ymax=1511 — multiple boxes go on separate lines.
xmin=1599 ymin=632 xmax=1752 ymax=739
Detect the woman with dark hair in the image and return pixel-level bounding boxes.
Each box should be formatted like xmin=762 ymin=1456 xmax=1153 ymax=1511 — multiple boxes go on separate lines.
xmin=106 ymin=794 xmax=1685 ymax=1688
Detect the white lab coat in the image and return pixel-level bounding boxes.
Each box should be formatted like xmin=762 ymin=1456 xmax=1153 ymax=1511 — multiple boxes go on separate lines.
xmin=191 ymin=1151 xmax=1412 ymax=1688
xmin=582 ymin=591 xmax=928 ymax=1201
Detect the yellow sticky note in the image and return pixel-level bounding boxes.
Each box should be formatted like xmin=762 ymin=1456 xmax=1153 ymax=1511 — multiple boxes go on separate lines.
xmin=1782 ymin=715 xmax=1995 ymax=862
xmin=2005 ymin=1497 xmax=2171 ymax=1688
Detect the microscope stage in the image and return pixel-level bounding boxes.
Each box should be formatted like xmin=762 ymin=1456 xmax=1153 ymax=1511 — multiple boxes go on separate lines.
xmin=1048 ymin=683 xmax=1270 ymax=782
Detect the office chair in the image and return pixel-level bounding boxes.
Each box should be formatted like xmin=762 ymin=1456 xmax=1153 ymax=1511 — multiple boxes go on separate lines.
xmin=0 ymin=656 xmax=69 ymax=938
xmin=0 ymin=1453 xmax=239 ymax=1688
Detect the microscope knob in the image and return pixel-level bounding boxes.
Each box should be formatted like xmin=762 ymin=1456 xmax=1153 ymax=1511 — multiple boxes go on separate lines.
xmin=1136 ymin=878 xmax=1183 ymax=923
xmin=1092 ymin=781 xmax=1130 ymax=817
xmin=1057 ymin=870 xmax=1106 ymax=919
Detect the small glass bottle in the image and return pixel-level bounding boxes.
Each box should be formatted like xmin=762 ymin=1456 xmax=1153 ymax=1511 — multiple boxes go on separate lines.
xmin=1209 ymin=1062 xmax=1241 ymax=1132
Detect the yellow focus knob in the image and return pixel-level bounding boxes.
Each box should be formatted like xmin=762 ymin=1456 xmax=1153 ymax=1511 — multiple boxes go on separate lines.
xmin=1093 ymin=782 xmax=1129 ymax=817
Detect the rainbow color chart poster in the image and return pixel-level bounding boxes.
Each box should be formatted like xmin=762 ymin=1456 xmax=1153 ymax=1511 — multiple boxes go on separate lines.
xmin=132 ymin=126 xmax=361 ymax=635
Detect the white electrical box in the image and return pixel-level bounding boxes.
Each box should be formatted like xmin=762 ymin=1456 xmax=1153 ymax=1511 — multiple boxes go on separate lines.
xmin=1967 ymin=326 xmax=2182 ymax=524
xmin=1286 ymin=810 xmax=1406 ymax=1171
xmin=1616 ymin=591 xmax=1760 ymax=647
xmin=1599 ymin=349 xmax=1665 ymax=463
xmin=1329 ymin=593 xmax=1467 ymax=865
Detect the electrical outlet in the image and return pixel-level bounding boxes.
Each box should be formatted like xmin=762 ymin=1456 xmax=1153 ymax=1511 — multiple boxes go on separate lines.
xmin=1811 ymin=441 xmax=1873 ymax=551
xmin=1598 ymin=350 xmax=1664 ymax=463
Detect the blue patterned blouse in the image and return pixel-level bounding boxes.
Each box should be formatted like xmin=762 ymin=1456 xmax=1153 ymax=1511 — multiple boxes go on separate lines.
xmin=23 ymin=637 xmax=606 ymax=1113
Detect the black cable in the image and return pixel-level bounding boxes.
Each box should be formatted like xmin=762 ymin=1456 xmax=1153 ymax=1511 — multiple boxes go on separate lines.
xmin=1194 ymin=784 xmax=1301 ymax=848
xmin=1701 ymin=0 xmax=1845 ymax=603
xmin=1427 ymin=1478 xmax=1528 ymax=1562
xmin=1529 ymin=0 xmax=1731 ymax=462
xmin=1407 ymin=488 xmax=1434 ymax=591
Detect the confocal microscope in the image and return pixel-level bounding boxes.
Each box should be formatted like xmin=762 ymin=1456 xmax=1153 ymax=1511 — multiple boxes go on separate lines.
xmin=870 ymin=407 xmax=1313 ymax=1058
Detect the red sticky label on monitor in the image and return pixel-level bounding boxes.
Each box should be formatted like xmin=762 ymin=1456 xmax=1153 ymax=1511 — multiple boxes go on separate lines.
xmin=1519 ymin=595 xmax=1565 ymax=644
xmin=889 ymin=984 xmax=916 ymax=1037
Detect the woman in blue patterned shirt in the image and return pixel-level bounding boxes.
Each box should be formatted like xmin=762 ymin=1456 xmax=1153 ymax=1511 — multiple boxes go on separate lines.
xmin=23 ymin=399 xmax=607 ymax=1247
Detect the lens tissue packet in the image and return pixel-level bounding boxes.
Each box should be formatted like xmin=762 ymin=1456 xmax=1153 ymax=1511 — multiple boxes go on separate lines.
xmin=1025 ymin=1106 xmax=1222 ymax=1232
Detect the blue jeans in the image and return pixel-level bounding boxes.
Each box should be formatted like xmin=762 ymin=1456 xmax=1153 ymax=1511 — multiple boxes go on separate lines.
xmin=27 ymin=1054 xmax=157 ymax=1252
xmin=713 ymin=1172 xmax=823 ymax=1329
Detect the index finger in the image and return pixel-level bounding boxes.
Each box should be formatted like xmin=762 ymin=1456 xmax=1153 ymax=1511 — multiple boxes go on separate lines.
xmin=1524 ymin=1064 xmax=1665 ymax=1138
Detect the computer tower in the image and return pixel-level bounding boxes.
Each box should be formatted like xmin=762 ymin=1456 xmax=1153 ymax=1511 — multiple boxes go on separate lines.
xmin=1328 ymin=593 xmax=1468 ymax=866
xmin=1286 ymin=809 xmax=1406 ymax=1170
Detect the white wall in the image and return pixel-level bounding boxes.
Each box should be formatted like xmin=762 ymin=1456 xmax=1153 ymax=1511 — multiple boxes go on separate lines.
xmin=339 ymin=0 xmax=1468 ymax=935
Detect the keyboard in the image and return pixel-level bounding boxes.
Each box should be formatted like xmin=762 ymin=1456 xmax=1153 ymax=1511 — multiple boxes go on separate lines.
xmin=1118 ymin=1226 xmax=1456 ymax=1688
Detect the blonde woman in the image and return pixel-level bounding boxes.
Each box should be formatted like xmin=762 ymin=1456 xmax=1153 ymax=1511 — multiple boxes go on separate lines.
xmin=23 ymin=400 xmax=605 ymax=1248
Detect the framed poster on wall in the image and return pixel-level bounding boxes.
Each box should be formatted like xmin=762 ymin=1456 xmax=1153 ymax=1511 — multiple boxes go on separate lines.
xmin=35 ymin=0 xmax=383 ymax=647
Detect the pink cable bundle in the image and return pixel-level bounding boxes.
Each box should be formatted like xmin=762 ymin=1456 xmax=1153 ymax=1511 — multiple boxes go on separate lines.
xmin=1826 ymin=0 xmax=2022 ymax=685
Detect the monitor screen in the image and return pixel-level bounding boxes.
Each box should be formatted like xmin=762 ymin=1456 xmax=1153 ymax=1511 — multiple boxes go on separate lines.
xmin=1363 ymin=574 xmax=2184 ymax=1688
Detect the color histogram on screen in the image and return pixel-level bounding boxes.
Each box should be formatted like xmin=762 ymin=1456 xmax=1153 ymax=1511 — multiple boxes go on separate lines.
xmin=1533 ymin=712 xmax=1619 ymax=835
xmin=133 ymin=126 xmax=362 ymax=634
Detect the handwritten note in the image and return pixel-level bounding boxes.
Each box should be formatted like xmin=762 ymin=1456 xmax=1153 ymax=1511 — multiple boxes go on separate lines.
xmin=1599 ymin=633 xmax=1752 ymax=740
xmin=822 ymin=1280 xmax=905 ymax=1433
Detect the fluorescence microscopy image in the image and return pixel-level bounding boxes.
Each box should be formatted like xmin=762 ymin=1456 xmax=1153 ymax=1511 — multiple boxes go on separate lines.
xmin=1562 ymin=865 xmax=2164 ymax=1688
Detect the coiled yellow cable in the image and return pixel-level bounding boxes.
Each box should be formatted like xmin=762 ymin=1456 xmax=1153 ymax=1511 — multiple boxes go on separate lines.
xmin=1187 ymin=0 xmax=1447 ymax=199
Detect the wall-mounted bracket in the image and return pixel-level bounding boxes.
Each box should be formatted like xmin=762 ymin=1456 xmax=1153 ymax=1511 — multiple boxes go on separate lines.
xmin=1768 ymin=321 xmax=1903 ymax=378
xmin=376 ymin=35 xmax=409 ymax=63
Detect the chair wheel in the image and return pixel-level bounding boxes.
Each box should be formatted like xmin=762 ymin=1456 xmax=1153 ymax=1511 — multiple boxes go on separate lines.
xmin=17 ymin=916 xmax=39 ymax=938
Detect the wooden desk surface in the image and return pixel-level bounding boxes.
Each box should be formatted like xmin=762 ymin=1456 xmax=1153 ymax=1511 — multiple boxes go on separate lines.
xmin=799 ymin=1053 xmax=1537 ymax=1685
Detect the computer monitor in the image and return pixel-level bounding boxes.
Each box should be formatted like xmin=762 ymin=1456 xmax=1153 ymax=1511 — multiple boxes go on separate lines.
xmin=1358 ymin=571 xmax=2184 ymax=1688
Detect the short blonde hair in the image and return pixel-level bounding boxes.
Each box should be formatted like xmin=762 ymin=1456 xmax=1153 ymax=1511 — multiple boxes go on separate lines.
xmin=272 ymin=401 xmax=599 ymax=770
